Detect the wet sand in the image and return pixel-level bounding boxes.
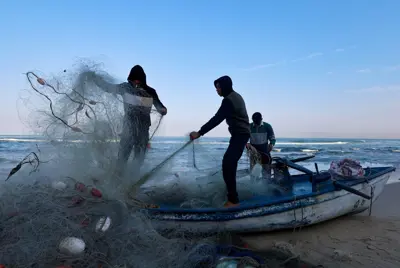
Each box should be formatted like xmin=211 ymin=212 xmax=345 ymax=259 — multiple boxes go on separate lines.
xmin=241 ymin=181 xmax=400 ymax=267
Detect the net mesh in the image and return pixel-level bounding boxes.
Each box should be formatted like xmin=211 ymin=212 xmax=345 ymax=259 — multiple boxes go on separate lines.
xmin=2 ymin=60 xmax=287 ymax=267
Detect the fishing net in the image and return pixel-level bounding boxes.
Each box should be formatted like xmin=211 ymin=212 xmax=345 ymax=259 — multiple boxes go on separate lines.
xmin=2 ymin=59 xmax=293 ymax=267
xmin=1 ymin=60 xmax=230 ymax=267
xmin=15 ymin=60 xmax=168 ymax=198
xmin=0 ymin=180 xmax=234 ymax=267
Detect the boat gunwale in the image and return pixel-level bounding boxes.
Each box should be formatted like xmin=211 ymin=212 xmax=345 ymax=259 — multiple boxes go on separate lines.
xmin=142 ymin=166 xmax=396 ymax=216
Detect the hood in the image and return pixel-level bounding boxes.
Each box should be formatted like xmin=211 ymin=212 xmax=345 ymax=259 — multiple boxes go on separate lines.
xmin=127 ymin=65 xmax=147 ymax=85
xmin=252 ymin=112 xmax=262 ymax=125
xmin=214 ymin=75 xmax=233 ymax=97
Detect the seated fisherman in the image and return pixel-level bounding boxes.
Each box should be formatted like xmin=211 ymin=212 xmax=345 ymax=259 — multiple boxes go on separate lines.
xmin=246 ymin=112 xmax=276 ymax=178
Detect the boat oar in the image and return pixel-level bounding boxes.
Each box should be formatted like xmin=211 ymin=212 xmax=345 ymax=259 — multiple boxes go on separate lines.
xmin=332 ymin=180 xmax=371 ymax=200
xmin=128 ymin=139 xmax=194 ymax=196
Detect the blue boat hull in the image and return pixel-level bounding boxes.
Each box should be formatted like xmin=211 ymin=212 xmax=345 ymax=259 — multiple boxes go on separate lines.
xmin=142 ymin=166 xmax=396 ymax=233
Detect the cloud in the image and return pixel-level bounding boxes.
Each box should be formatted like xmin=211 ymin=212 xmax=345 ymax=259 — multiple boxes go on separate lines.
xmin=243 ymin=52 xmax=322 ymax=71
xmin=356 ymin=68 xmax=371 ymax=73
xmin=243 ymin=60 xmax=286 ymax=71
xmin=292 ymin=52 xmax=323 ymax=62
xmin=345 ymin=85 xmax=400 ymax=93
xmin=334 ymin=45 xmax=357 ymax=53
xmin=326 ymin=71 xmax=333 ymax=75
xmin=385 ymin=65 xmax=400 ymax=71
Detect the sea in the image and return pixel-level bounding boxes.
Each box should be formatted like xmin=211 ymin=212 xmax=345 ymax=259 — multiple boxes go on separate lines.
xmin=1 ymin=135 xmax=400 ymax=185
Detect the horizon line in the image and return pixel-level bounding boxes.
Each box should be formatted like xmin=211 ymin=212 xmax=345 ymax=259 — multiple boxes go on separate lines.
xmin=0 ymin=134 xmax=399 ymax=141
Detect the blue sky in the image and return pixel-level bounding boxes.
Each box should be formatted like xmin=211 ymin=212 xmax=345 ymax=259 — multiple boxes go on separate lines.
xmin=1 ymin=0 xmax=400 ymax=138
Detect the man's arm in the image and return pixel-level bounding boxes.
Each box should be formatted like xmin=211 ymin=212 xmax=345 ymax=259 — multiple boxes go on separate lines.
xmin=145 ymin=86 xmax=166 ymax=112
xmin=265 ymin=123 xmax=276 ymax=146
xmin=198 ymin=98 xmax=233 ymax=136
xmin=91 ymin=73 xmax=123 ymax=95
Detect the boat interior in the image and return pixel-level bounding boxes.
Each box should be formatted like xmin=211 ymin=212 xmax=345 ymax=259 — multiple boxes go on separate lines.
xmin=144 ymin=155 xmax=396 ymax=213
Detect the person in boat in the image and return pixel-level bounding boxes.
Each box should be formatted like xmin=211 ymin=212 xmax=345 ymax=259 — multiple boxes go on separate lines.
xmin=246 ymin=112 xmax=276 ymax=178
xmin=189 ymin=75 xmax=250 ymax=208
xmin=89 ymin=65 xmax=167 ymax=175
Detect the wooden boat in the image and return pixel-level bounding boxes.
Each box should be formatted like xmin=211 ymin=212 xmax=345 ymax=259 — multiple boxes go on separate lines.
xmin=141 ymin=156 xmax=396 ymax=233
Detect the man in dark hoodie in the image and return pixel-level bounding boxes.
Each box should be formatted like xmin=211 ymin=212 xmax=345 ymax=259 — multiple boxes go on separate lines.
xmin=90 ymin=65 xmax=167 ymax=174
xmin=190 ymin=75 xmax=250 ymax=208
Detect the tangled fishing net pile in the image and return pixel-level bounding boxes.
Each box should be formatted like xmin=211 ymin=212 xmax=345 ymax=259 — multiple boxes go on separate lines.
xmin=0 ymin=60 xmax=293 ymax=267
xmin=1 ymin=61 xmax=232 ymax=267
xmin=0 ymin=181 xmax=227 ymax=267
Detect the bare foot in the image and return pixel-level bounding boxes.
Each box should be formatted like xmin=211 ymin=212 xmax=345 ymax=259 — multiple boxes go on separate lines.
xmin=224 ymin=201 xmax=240 ymax=208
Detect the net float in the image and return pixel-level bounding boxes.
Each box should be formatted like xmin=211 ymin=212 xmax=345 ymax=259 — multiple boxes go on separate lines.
xmin=71 ymin=126 xmax=82 ymax=133
xmin=95 ymin=216 xmax=112 ymax=232
xmin=88 ymin=100 xmax=97 ymax=105
xmin=71 ymin=195 xmax=85 ymax=205
xmin=37 ymin=77 xmax=46 ymax=85
xmin=51 ymin=181 xmax=67 ymax=191
xmin=75 ymin=182 xmax=86 ymax=192
xmin=91 ymin=188 xmax=102 ymax=198
xmin=59 ymin=237 xmax=85 ymax=255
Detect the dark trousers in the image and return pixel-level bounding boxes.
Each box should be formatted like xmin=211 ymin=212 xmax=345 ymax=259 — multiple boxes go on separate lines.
xmin=223 ymin=134 xmax=250 ymax=204
xmin=117 ymin=119 xmax=150 ymax=172
xmin=249 ymin=147 xmax=272 ymax=177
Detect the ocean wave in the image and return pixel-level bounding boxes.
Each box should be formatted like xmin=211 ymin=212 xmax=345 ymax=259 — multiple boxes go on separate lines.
xmin=277 ymin=141 xmax=348 ymax=145
xmin=0 ymin=137 xmax=382 ymax=148
xmin=0 ymin=138 xmax=47 ymax=143
xmin=302 ymin=149 xmax=319 ymax=153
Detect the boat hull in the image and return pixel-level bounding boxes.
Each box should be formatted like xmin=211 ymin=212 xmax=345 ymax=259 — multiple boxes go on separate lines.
xmin=147 ymin=170 xmax=394 ymax=234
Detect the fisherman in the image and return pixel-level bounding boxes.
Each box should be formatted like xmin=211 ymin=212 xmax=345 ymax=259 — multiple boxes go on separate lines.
xmin=246 ymin=112 xmax=276 ymax=178
xmin=189 ymin=75 xmax=250 ymax=208
xmin=89 ymin=65 xmax=167 ymax=175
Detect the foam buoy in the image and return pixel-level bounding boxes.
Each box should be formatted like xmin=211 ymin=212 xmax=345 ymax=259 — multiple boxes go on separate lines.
xmin=59 ymin=237 xmax=85 ymax=255
xmin=51 ymin=181 xmax=67 ymax=191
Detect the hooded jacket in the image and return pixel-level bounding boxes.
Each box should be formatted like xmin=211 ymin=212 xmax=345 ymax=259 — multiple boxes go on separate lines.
xmin=198 ymin=76 xmax=250 ymax=136
xmin=92 ymin=65 xmax=166 ymax=127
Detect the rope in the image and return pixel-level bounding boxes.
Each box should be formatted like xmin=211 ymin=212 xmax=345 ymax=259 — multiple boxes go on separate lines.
xmin=128 ymin=140 xmax=194 ymax=195
xmin=192 ymin=142 xmax=200 ymax=171
xmin=26 ymin=72 xmax=97 ymax=135
xmin=369 ymin=185 xmax=375 ymax=216
xmin=26 ymin=71 xmax=162 ymax=141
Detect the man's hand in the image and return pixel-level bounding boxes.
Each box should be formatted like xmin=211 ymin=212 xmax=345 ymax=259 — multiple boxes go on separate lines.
xmin=268 ymin=144 xmax=274 ymax=152
xmin=159 ymin=107 xmax=167 ymax=116
xmin=189 ymin=131 xmax=200 ymax=140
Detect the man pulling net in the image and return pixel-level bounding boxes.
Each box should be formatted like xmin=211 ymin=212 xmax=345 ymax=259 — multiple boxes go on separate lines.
xmin=87 ymin=65 xmax=167 ymax=176
xmin=247 ymin=112 xmax=276 ymax=178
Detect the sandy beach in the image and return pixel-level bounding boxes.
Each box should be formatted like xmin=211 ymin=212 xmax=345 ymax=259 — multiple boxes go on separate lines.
xmin=241 ymin=178 xmax=400 ymax=267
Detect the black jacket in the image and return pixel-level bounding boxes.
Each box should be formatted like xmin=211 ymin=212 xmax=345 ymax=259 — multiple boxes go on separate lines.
xmin=198 ymin=76 xmax=250 ymax=136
